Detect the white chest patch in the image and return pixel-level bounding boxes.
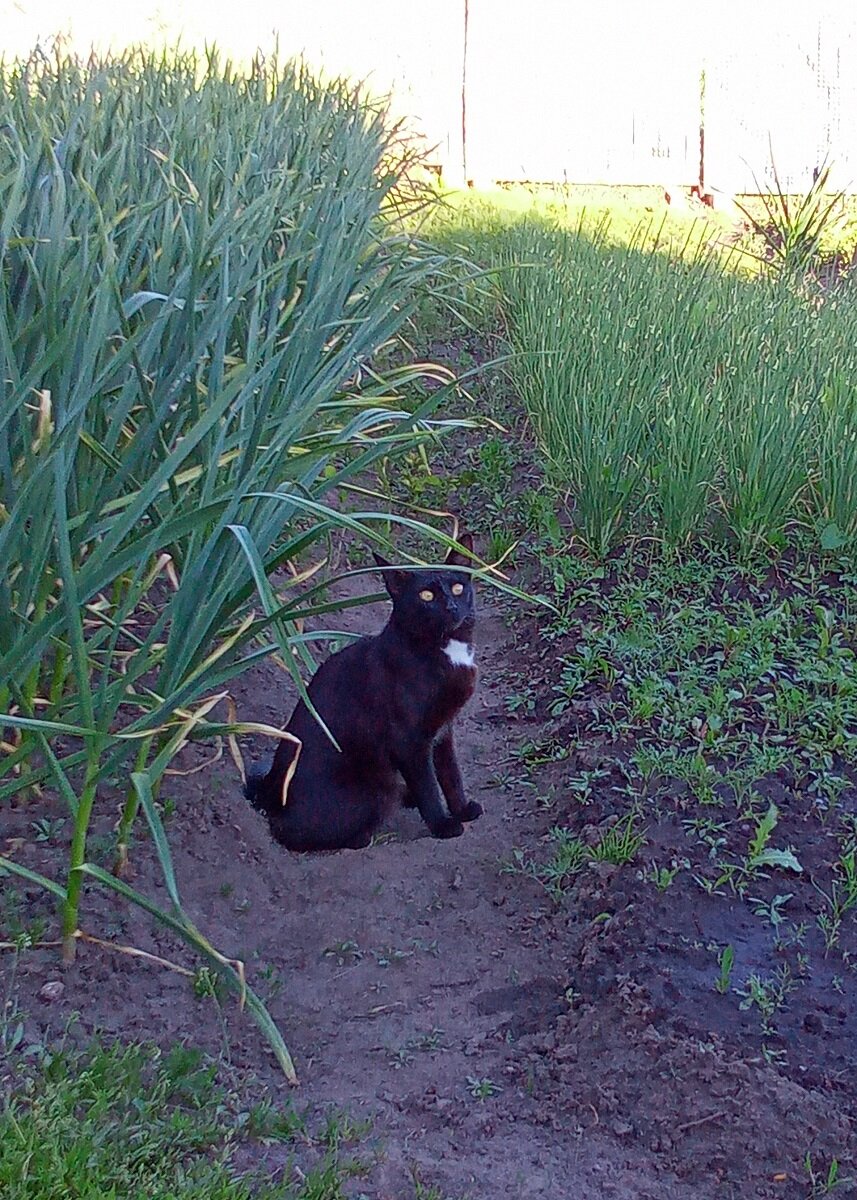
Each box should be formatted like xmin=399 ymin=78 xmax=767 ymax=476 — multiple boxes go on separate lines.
xmin=444 ymin=639 xmax=475 ymax=668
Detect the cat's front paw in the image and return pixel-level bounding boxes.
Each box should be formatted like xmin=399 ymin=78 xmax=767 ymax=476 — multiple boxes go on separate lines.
xmin=432 ymin=816 xmax=464 ymax=839
xmin=459 ymin=800 xmax=483 ymax=823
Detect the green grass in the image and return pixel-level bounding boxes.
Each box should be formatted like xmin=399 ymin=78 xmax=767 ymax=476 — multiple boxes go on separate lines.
xmin=0 ymin=1040 xmax=360 ymax=1199
xmin=428 ymin=184 xmax=730 ymax=262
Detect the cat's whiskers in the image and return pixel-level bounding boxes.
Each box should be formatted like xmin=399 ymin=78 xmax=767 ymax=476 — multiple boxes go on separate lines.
xmin=444 ymin=639 xmax=475 ymax=668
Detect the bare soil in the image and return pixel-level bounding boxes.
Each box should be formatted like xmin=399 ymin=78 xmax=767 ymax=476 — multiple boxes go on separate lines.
xmin=3 ymin=571 xmax=857 ymax=1200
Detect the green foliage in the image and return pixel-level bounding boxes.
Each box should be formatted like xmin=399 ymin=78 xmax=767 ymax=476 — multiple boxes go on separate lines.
xmin=736 ymin=964 xmax=795 ymax=1037
xmin=804 ymin=1153 xmax=851 ymax=1197
xmin=714 ymin=944 xmax=734 ymax=994
xmin=506 ymin=826 xmax=588 ymax=901
xmin=0 ymin=1041 xmax=352 ymax=1199
xmin=589 ymin=813 xmax=646 ymax=865
xmin=478 ymin=214 xmax=857 ymax=556
xmin=734 ymin=156 xmax=846 ymax=279
xmin=507 ymin=817 xmax=644 ymax=902
xmin=466 ymin=1075 xmax=501 ymax=1101
xmin=545 ymin=546 xmax=857 ymax=778
xmin=814 ymin=850 xmax=857 ymax=952
xmin=746 ymin=803 xmax=803 ymax=875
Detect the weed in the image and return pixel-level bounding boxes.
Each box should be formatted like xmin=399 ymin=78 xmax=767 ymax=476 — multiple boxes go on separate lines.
xmin=387 ymin=1044 xmax=415 ymax=1070
xmin=158 ymin=797 xmax=177 ymax=821
xmin=506 ymin=828 xmax=588 ymax=901
xmin=411 ymin=1167 xmax=459 ymax=1200
xmin=257 ymin=964 xmax=285 ymax=1000
xmin=30 ymin=817 xmax=65 ymax=843
xmin=817 ymin=912 xmax=842 ymax=954
xmin=746 ymin=804 xmax=803 ymax=875
xmin=505 ymin=686 xmax=538 ymax=717
xmin=644 ymin=862 xmax=684 ymax=892
xmin=734 ymin=155 xmax=846 ymax=280
xmin=373 ymin=946 xmax=413 ymax=969
xmin=386 ymin=1029 xmax=447 ymax=1069
xmin=370 ymin=831 xmax=399 ymax=847
xmin=242 ymin=1099 xmax=306 ymax=1144
xmin=466 ymin=1076 xmax=501 ymax=1101
xmin=714 ymin=945 xmax=734 ymax=995
xmin=804 ymin=1152 xmax=851 ymax=1197
xmin=509 ymin=812 xmax=645 ymax=901
xmin=737 ymin=965 xmax=796 ymax=1037
xmin=486 ymin=527 xmax=518 ymax=565
xmin=318 ymin=1111 xmax=371 ymax=1153
xmin=566 ymin=769 xmax=611 ymax=805
xmin=323 ymin=941 xmax=363 ymax=967
xmin=410 ymin=938 xmax=441 ymax=958
xmin=814 ymin=850 xmax=857 ymax=952
xmin=192 ymin=967 xmax=222 ymax=1001
xmin=590 ymin=814 xmax=646 ymax=866
xmin=750 ymin=893 xmax=794 ymax=935
xmin=1 ymin=937 xmax=32 ymax=1058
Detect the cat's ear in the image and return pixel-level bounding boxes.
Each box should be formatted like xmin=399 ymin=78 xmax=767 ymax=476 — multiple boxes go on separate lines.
xmin=373 ymin=551 xmax=407 ymax=599
xmin=445 ymin=532 xmax=474 ymax=568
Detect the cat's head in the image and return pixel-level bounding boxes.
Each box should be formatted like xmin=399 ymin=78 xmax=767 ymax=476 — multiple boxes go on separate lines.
xmin=373 ymin=534 xmax=476 ymax=647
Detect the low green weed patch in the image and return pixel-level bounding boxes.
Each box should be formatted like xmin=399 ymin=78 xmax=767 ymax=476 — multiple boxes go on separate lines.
xmin=0 ymin=1040 xmax=357 ymax=1199
xmin=507 ymin=814 xmax=645 ymax=902
xmin=545 ymin=546 xmax=857 ymax=780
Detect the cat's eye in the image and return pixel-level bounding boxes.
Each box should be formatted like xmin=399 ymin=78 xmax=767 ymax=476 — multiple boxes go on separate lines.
xmin=451 ymin=582 xmax=465 ymax=596
xmin=419 ymin=589 xmax=434 ymax=602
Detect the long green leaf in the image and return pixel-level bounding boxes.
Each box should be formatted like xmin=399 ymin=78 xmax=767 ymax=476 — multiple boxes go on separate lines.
xmin=76 ymin=861 xmax=297 ymax=1084
xmin=0 ymin=856 xmax=67 ymax=903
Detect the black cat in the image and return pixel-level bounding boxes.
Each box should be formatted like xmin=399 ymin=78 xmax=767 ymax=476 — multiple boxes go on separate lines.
xmin=246 ymin=536 xmax=482 ymax=851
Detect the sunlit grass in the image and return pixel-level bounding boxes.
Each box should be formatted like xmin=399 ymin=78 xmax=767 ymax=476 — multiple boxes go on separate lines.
xmin=427 ymin=183 xmax=732 ymax=264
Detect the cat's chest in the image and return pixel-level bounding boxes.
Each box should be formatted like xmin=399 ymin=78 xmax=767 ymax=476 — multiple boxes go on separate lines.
xmin=432 ymin=639 xmax=477 ymax=713
xmin=442 ymin=638 xmax=475 ymax=669
xmin=387 ymin=637 xmax=477 ymax=734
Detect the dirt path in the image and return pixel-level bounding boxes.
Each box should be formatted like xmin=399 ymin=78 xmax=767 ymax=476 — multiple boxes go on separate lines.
xmin=217 ymin=599 xmax=690 ymax=1200
xmin=5 ymin=578 xmax=697 ymax=1200
xmin=11 ymin=559 xmax=853 ymax=1199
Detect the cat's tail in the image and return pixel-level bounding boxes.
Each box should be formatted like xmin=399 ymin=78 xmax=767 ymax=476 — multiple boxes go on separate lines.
xmin=246 ymin=736 xmax=299 ymax=819
xmin=245 ymin=767 xmax=280 ymax=819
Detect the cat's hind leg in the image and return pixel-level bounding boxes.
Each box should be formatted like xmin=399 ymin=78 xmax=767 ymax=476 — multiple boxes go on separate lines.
xmin=267 ymin=796 xmax=379 ymax=851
